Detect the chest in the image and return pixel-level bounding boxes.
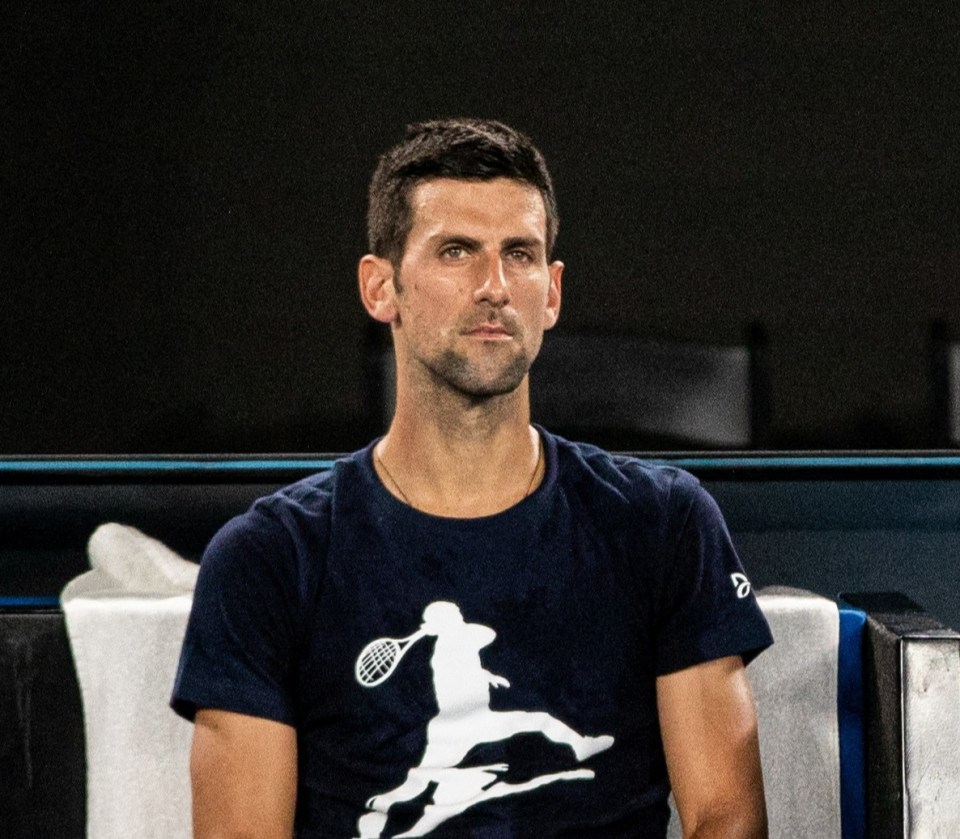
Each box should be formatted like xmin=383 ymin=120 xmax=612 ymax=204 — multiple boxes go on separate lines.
xmin=302 ymin=505 xmax=662 ymax=729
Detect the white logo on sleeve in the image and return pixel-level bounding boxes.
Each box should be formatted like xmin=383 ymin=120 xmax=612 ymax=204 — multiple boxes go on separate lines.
xmin=730 ymin=573 xmax=752 ymax=599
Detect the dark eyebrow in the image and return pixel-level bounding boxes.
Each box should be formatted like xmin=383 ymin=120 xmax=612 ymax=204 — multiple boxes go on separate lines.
xmin=431 ymin=234 xmax=482 ymax=250
xmin=502 ymin=237 xmax=542 ymax=252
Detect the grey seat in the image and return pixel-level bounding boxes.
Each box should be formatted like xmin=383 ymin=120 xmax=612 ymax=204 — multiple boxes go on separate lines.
xmin=529 ymin=327 xmax=768 ymax=450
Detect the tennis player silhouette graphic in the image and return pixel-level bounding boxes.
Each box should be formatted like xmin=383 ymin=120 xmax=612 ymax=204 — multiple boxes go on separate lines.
xmin=354 ymin=601 xmax=615 ymax=837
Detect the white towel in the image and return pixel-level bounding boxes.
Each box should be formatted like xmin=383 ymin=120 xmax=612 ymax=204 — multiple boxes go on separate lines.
xmin=62 ymin=523 xmax=199 ymax=839
xmin=668 ymin=587 xmax=841 ymax=838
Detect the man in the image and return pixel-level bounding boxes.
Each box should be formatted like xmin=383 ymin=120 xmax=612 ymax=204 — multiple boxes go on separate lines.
xmin=172 ymin=118 xmax=773 ymax=838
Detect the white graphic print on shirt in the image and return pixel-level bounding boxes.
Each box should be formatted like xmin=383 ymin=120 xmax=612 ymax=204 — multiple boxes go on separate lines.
xmin=354 ymin=601 xmax=615 ymax=837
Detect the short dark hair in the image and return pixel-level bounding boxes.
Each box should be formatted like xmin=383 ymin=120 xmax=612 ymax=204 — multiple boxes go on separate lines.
xmin=367 ymin=118 xmax=559 ymax=265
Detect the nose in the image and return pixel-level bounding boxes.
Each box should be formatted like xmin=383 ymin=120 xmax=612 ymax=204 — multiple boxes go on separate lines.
xmin=474 ymin=254 xmax=509 ymax=307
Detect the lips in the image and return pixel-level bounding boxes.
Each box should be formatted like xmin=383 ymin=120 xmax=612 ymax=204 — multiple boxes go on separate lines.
xmin=462 ymin=315 xmax=519 ymax=338
xmin=467 ymin=324 xmax=511 ymax=337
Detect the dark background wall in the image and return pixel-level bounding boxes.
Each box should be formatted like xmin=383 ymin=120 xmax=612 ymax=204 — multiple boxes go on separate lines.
xmin=4 ymin=3 xmax=959 ymax=454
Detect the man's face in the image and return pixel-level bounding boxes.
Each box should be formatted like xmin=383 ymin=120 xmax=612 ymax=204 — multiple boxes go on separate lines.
xmin=391 ymin=177 xmax=563 ymax=400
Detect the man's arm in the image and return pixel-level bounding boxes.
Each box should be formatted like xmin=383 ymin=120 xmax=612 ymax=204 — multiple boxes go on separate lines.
xmin=191 ymin=708 xmax=298 ymax=839
xmin=656 ymin=655 xmax=767 ymax=839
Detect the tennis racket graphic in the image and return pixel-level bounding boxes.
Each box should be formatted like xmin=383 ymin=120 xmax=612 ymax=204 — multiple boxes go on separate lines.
xmin=355 ymin=629 xmax=427 ymax=687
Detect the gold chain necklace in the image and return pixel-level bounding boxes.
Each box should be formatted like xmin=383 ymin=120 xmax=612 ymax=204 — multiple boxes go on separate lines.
xmin=375 ymin=437 xmax=543 ymax=508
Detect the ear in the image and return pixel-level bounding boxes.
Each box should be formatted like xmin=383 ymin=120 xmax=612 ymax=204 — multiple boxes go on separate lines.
xmin=358 ymin=254 xmax=398 ymax=323
xmin=543 ymin=260 xmax=563 ymax=330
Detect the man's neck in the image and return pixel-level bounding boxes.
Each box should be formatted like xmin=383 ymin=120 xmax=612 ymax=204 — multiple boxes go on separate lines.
xmin=374 ymin=397 xmax=543 ymax=518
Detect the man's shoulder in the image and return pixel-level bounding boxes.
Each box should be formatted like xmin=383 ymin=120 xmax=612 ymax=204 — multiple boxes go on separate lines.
xmin=547 ymin=430 xmax=702 ymax=505
xmin=216 ymin=447 xmax=369 ymax=547
xmin=259 ymin=467 xmax=338 ymax=512
xmin=252 ymin=447 xmax=368 ymax=516
xmin=197 ymin=447 xmax=375 ymax=585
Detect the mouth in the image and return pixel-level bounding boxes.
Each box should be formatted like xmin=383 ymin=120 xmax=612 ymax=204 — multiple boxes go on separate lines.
xmin=459 ymin=305 xmax=524 ymax=342
xmin=463 ymin=321 xmax=515 ymax=340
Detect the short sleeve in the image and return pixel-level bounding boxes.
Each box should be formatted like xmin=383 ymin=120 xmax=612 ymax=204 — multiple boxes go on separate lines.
xmin=170 ymin=507 xmax=303 ymax=724
xmin=655 ymin=474 xmax=773 ymax=675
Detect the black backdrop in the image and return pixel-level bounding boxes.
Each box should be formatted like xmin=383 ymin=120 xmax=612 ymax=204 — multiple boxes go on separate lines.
xmin=4 ymin=3 xmax=959 ymax=454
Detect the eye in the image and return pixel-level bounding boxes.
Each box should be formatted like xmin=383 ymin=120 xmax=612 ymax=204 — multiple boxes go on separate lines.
xmin=440 ymin=244 xmax=467 ymax=260
xmin=506 ymin=249 xmax=533 ymax=264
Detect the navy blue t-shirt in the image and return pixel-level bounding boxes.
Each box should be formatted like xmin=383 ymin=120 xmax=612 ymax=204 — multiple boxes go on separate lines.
xmin=172 ymin=430 xmax=772 ymax=838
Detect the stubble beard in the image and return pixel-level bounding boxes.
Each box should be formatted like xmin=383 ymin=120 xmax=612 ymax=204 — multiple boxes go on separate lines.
xmin=428 ymin=345 xmax=532 ymax=402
